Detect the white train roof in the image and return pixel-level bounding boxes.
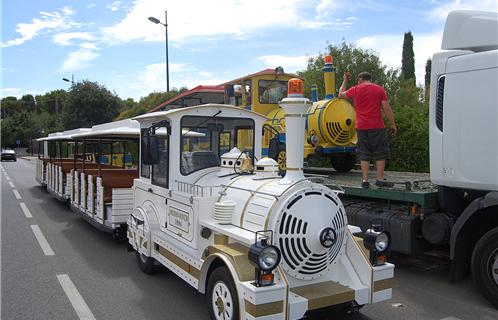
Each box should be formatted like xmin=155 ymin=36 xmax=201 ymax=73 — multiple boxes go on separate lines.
xmin=36 ymin=128 xmax=91 ymax=141
xmin=71 ymin=119 xmax=140 ymax=139
xmin=133 ymin=104 xmax=268 ymax=124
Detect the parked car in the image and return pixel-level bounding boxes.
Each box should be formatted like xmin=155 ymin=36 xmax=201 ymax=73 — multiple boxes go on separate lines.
xmin=1 ymin=148 xmax=16 ymax=161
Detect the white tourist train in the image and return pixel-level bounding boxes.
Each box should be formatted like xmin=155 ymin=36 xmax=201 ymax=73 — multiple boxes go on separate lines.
xmin=128 ymin=79 xmax=394 ymax=319
xmin=34 ymin=79 xmax=394 ymax=319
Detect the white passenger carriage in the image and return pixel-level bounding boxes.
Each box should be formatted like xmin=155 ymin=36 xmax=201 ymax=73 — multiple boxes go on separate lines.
xmin=68 ymin=119 xmax=140 ymax=240
xmin=128 ymin=79 xmax=394 ymax=319
xmin=36 ymin=132 xmax=60 ymax=186
xmin=36 ymin=129 xmax=91 ymax=199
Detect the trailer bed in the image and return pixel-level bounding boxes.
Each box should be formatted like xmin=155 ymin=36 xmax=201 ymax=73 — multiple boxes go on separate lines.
xmin=304 ymin=167 xmax=439 ymax=208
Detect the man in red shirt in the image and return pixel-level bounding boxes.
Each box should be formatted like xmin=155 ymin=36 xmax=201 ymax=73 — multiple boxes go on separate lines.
xmin=338 ymin=71 xmax=397 ymax=188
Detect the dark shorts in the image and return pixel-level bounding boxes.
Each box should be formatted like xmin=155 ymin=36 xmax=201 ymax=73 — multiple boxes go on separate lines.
xmin=357 ymin=128 xmax=390 ymax=161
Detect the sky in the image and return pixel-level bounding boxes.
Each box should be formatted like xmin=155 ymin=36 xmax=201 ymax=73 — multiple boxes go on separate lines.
xmin=1 ymin=0 xmax=496 ymax=101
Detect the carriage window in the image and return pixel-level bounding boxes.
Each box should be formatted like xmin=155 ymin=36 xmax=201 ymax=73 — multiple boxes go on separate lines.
xmin=140 ymin=129 xmax=150 ymax=178
xmin=152 ymin=126 xmax=169 ymax=188
xmin=219 ymin=132 xmax=231 ymax=155
xmin=180 ymin=115 xmax=255 ymax=175
xmin=236 ymin=128 xmax=254 ymax=156
xmin=259 ymin=80 xmax=287 ymax=104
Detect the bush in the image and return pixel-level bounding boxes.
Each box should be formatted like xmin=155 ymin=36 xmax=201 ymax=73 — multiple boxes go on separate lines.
xmin=387 ymin=104 xmax=429 ymax=172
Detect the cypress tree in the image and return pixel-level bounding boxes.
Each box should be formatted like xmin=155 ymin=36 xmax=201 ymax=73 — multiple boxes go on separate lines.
xmin=401 ymin=31 xmax=416 ymax=84
xmin=424 ymin=58 xmax=432 ymax=103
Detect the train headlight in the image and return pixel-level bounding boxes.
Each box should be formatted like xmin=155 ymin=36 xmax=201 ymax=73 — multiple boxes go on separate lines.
xmin=374 ymin=232 xmax=390 ymax=252
xmin=257 ymin=245 xmax=281 ymax=271
xmin=364 ymin=227 xmax=391 ymax=266
xmin=248 ymin=235 xmax=281 ymax=287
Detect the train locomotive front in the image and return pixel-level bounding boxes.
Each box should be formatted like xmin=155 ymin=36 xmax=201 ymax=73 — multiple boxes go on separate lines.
xmin=193 ymin=79 xmax=393 ymax=318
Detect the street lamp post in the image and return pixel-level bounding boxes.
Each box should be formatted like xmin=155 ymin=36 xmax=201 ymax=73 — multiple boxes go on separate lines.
xmin=62 ymin=74 xmax=75 ymax=85
xmin=148 ymin=11 xmax=169 ymax=92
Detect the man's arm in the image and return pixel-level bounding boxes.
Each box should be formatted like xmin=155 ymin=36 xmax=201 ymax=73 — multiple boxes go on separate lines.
xmin=338 ymin=72 xmax=351 ymax=99
xmin=381 ymin=100 xmax=397 ymax=135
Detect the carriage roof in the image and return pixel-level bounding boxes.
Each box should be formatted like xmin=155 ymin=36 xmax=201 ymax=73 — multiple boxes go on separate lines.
xmin=133 ymin=103 xmax=268 ymax=124
xmin=71 ymin=119 xmax=140 ymax=139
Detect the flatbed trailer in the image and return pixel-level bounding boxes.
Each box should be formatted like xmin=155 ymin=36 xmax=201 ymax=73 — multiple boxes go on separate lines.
xmin=305 ymin=167 xmax=437 ymax=207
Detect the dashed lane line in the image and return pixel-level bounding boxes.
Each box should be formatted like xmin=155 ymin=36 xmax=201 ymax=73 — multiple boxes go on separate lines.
xmin=30 ymin=225 xmax=55 ymax=256
xmin=19 ymin=202 xmax=33 ymax=218
xmin=8 ymin=181 xmax=15 ymax=188
xmin=56 ymin=274 xmax=96 ymax=320
xmin=12 ymin=189 xmax=22 ymax=200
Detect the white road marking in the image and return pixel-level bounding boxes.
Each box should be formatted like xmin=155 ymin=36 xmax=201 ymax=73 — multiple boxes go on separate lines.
xmin=19 ymin=202 xmax=33 ymax=218
xmin=30 ymin=225 xmax=55 ymax=256
xmin=12 ymin=189 xmax=21 ymax=200
xmin=8 ymin=181 xmax=15 ymax=188
xmin=56 ymin=274 xmax=96 ymax=320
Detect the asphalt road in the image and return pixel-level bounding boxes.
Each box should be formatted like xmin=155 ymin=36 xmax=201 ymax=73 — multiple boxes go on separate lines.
xmin=1 ymin=158 xmax=497 ymax=320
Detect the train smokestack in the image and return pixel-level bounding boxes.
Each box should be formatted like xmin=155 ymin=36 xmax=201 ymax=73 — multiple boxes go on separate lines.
xmin=279 ymin=78 xmax=311 ymax=184
xmin=322 ymin=55 xmax=336 ymax=99
xmin=311 ymin=84 xmax=318 ymax=102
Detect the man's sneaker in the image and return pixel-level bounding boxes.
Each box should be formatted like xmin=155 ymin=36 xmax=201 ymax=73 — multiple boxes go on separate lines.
xmin=361 ymin=181 xmax=370 ymax=188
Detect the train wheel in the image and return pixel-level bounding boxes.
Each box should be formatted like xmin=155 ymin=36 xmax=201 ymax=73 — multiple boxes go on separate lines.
xmin=112 ymin=225 xmax=127 ymax=243
xmin=207 ymin=267 xmax=239 ymax=320
xmin=330 ymin=153 xmax=357 ymax=172
xmin=136 ymin=250 xmax=155 ymax=274
xmin=471 ymin=227 xmax=498 ymax=308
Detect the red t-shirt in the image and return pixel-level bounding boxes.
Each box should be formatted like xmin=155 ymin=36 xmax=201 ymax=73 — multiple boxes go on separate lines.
xmin=345 ymin=83 xmax=388 ymax=129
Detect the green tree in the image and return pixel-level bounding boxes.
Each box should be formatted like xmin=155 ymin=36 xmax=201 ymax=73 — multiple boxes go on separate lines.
xmin=1 ymin=111 xmax=40 ymax=147
xmin=401 ymin=31 xmax=416 ymax=84
xmin=424 ymin=58 xmax=432 ymax=104
xmin=61 ymin=80 xmax=123 ymax=129
xmin=1 ymin=96 xmax=24 ymax=118
xmin=386 ymin=77 xmax=427 ymax=172
xmin=391 ymin=77 xmax=423 ymax=108
xmin=388 ymin=104 xmax=430 ymax=172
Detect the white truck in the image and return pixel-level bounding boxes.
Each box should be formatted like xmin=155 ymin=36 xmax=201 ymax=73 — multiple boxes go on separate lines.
xmin=429 ymin=10 xmax=498 ymax=307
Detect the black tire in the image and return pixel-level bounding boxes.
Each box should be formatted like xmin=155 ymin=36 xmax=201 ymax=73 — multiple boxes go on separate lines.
xmin=112 ymin=225 xmax=128 ymax=243
xmin=330 ymin=153 xmax=357 ymax=172
xmin=136 ymin=250 xmax=155 ymax=274
xmin=471 ymin=227 xmax=498 ymax=308
xmin=206 ymin=267 xmax=239 ymax=320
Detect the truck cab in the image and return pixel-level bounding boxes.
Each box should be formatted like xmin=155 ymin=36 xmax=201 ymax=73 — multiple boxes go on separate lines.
xmin=429 ymin=10 xmax=498 ymax=307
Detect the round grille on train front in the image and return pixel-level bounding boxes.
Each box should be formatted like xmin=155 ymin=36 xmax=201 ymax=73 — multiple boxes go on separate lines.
xmin=275 ymin=188 xmax=347 ymax=280
xmin=320 ymin=99 xmax=357 ymax=146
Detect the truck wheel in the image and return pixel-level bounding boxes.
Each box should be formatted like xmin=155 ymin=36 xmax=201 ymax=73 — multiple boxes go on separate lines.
xmin=136 ymin=251 xmax=155 ymax=274
xmin=207 ymin=267 xmax=239 ymax=320
xmin=471 ymin=227 xmax=498 ymax=308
